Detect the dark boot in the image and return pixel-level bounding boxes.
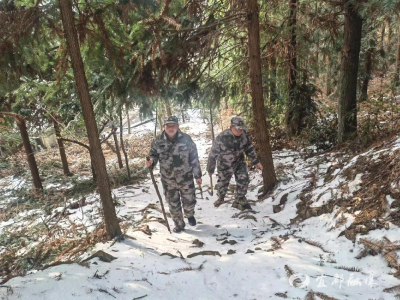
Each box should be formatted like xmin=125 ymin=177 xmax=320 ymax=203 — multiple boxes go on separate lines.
xmin=214 ymin=198 xmax=224 ymax=207
xmin=232 ymin=201 xmax=244 ymax=211
xmin=188 ymin=216 xmax=196 ymax=226
xmin=172 ymin=219 xmax=185 ymax=233
xmin=173 ymin=226 xmax=185 ymax=233
xmin=241 ymin=202 xmax=252 ymax=210
xmin=236 ymin=197 xmax=251 ymax=210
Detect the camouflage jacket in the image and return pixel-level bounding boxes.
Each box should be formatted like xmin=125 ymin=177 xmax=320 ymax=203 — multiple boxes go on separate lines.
xmin=149 ymin=130 xmax=202 ymax=186
xmin=207 ymin=129 xmax=259 ymax=173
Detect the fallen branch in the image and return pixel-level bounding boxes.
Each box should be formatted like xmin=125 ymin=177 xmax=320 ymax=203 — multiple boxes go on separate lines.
xmin=187 ymin=251 xmax=221 ymax=258
xmin=98 ymin=288 xmax=116 ymax=298
xmin=158 ymin=261 xmax=205 ymax=275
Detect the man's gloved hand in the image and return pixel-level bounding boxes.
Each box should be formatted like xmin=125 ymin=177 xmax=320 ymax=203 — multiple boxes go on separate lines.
xmin=196 ymin=178 xmax=202 ymax=185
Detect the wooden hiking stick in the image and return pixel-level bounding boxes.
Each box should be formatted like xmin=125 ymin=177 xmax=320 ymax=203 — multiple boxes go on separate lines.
xmin=146 ymin=157 xmax=171 ymax=233
xmin=209 ymin=174 xmax=213 ymax=196
xmin=198 ymin=183 xmax=203 ymax=199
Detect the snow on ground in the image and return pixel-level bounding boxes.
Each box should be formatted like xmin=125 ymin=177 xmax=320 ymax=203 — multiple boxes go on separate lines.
xmin=1 ymin=110 xmax=400 ymax=300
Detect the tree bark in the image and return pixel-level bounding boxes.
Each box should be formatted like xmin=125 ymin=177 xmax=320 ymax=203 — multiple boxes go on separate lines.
xmin=385 ymin=17 xmax=392 ymax=54
xmin=326 ymin=55 xmax=333 ymax=96
xmin=59 ymin=0 xmax=121 ymax=238
xmin=269 ymin=55 xmax=277 ymax=103
xmin=125 ymin=101 xmax=131 ymax=134
xmin=58 ymin=137 xmax=95 ymax=178
xmin=154 ymin=105 xmax=158 ymax=137
xmin=119 ymin=112 xmax=131 ymax=179
xmin=360 ymin=46 xmax=373 ymax=102
xmin=60 ymin=137 xmax=89 ymax=150
xmin=286 ymin=0 xmax=298 ymax=135
xmin=380 ymin=22 xmax=386 ymax=57
xmin=338 ymin=1 xmax=363 ymax=143
xmin=394 ymin=31 xmax=400 ymax=87
xmin=53 ymin=119 xmax=72 ymax=176
xmin=165 ymin=102 xmax=172 ymax=116
xmin=91 ymin=162 xmax=97 ymax=181
xmin=112 ymin=127 xmax=123 ymax=169
xmin=264 ymin=57 xmax=270 ymax=101
xmin=246 ymin=0 xmax=277 ymax=192
xmin=16 ymin=117 xmax=43 ymax=190
xmin=209 ymin=104 xmax=215 ymax=144
xmin=158 ymin=113 xmax=164 ymax=131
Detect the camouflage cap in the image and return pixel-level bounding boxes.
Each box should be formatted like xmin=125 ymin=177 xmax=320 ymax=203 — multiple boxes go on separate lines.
xmin=231 ymin=116 xmax=245 ymax=130
xmin=163 ymin=115 xmax=179 ymax=125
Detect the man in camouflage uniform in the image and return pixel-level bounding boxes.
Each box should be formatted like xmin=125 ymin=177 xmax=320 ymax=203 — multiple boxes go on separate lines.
xmin=207 ymin=116 xmax=263 ymax=210
xmin=146 ymin=116 xmax=202 ymax=233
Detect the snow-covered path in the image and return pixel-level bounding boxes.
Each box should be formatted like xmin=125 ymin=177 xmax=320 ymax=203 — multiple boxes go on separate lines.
xmin=2 ymin=112 xmax=400 ymax=300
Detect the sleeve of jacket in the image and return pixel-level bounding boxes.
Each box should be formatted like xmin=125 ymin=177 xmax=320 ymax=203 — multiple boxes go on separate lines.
xmin=207 ymin=136 xmax=220 ymax=174
xmin=148 ymin=139 xmax=159 ymax=168
xmin=188 ymin=137 xmax=202 ymax=179
xmin=243 ymin=131 xmax=260 ymax=165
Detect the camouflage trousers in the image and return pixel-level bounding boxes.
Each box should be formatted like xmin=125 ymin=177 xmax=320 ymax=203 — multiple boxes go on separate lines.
xmin=162 ymin=180 xmax=196 ymax=228
xmin=216 ymin=160 xmax=249 ymax=205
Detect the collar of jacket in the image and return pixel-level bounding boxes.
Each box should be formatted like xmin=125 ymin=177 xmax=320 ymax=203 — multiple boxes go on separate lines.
xmin=161 ymin=129 xmax=183 ymax=140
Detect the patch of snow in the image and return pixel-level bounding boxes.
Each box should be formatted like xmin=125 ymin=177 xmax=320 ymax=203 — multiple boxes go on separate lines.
xmin=348 ymin=173 xmax=363 ymax=194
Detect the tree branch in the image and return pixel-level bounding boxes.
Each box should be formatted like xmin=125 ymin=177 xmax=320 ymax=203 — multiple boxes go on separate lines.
xmin=0 ymin=111 xmax=25 ymax=121
xmin=60 ymin=138 xmax=90 ymax=151
xmin=98 ymin=119 xmax=109 ymax=134
xmin=100 ymin=128 xmax=115 ymax=144
xmin=159 ymin=13 xmax=246 ymax=33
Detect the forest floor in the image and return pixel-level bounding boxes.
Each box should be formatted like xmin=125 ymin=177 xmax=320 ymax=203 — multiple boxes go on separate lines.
xmin=2 ymin=110 xmax=400 ymax=299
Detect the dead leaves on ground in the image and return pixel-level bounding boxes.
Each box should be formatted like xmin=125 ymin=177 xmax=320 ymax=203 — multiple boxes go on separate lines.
xmin=358 ymin=237 xmax=400 ymax=272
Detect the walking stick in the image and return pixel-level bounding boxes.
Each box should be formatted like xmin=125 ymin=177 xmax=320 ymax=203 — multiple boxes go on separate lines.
xmin=209 ymin=174 xmax=213 ymax=196
xmin=198 ymin=183 xmax=203 ymax=199
xmin=146 ymin=157 xmax=171 ymax=233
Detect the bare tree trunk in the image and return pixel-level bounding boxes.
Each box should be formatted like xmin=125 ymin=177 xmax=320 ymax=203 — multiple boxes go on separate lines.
xmin=16 ymin=117 xmax=43 ymax=190
xmin=264 ymin=58 xmax=270 ymax=101
xmin=125 ymin=101 xmax=131 ymax=134
xmin=269 ymin=55 xmax=277 ymax=103
xmin=338 ymin=1 xmax=363 ymax=143
xmin=112 ymin=127 xmax=123 ymax=169
xmin=380 ymin=22 xmax=386 ymax=57
xmin=314 ymin=1 xmax=320 ymax=79
xmin=302 ymin=53 xmax=308 ymax=86
xmin=58 ymin=137 xmax=95 ymax=178
xmin=53 ymin=119 xmax=72 ymax=176
xmin=91 ymin=162 xmax=96 ymax=181
xmin=246 ymin=0 xmax=277 ymax=192
xmin=315 ymin=47 xmax=319 ymax=78
xmin=209 ymin=104 xmax=215 ymax=144
xmin=119 ymin=112 xmax=131 ymax=179
xmin=360 ymin=46 xmax=373 ymax=102
xmin=59 ymin=0 xmax=121 ymax=238
xmin=158 ymin=113 xmax=164 ymax=131
xmin=326 ymin=55 xmax=333 ymax=96
xmin=165 ymin=102 xmax=172 ymax=116
xmin=154 ymin=105 xmax=158 ymax=137
xmin=394 ymin=31 xmax=400 ymax=87
xmin=286 ymin=0 xmax=298 ymax=135
xmin=385 ymin=17 xmax=392 ymax=54
xmin=218 ymin=110 xmax=223 ymax=131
